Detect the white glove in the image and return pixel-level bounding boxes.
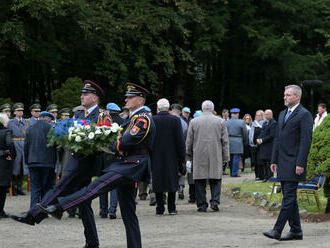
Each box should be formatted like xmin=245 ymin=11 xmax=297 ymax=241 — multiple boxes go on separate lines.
xmin=186 ymin=161 xmax=192 ymax=174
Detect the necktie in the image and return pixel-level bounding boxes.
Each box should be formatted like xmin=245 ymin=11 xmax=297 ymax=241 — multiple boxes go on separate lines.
xmin=284 ymin=110 xmax=291 ymax=122
xmin=319 ymin=113 xmax=322 ymax=121
xmin=85 ymin=110 xmax=88 ymax=118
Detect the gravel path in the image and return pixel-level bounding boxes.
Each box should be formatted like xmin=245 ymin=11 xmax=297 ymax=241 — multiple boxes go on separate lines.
xmin=1 ymin=173 xmax=329 ymax=248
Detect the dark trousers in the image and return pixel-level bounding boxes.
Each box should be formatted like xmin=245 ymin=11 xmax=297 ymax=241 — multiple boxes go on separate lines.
xmin=274 ymin=181 xmax=301 ymax=233
xmin=262 ymin=160 xmax=273 ymax=180
xmin=29 ymin=170 xmax=99 ymax=247
xmin=99 ymin=189 xmax=118 ymax=214
xmin=195 ymin=179 xmax=222 ymax=210
xmin=229 ymin=154 xmax=241 ymax=176
xmin=57 ymin=171 xmax=142 ymax=248
xmin=155 ymin=192 xmax=176 ymax=214
xmin=0 ymin=186 xmax=8 ymax=215
xmin=29 ymin=167 xmax=54 ymax=208
xmin=189 ymin=184 xmax=196 ymax=201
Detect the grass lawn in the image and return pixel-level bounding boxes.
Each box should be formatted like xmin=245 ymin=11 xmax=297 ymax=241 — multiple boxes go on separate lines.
xmin=223 ymin=181 xmax=327 ymax=214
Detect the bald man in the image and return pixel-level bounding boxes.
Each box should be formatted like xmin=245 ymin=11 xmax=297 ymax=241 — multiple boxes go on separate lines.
xmin=256 ymin=109 xmax=277 ymax=181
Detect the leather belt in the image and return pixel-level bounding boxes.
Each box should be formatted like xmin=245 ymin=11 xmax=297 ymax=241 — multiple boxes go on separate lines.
xmin=12 ymin=138 xmax=25 ymax=141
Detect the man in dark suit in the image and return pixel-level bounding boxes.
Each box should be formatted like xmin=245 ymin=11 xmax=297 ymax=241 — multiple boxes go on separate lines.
xmin=25 ymin=111 xmax=57 ymax=208
xmin=11 ymin=80 xmax=106 ymax=248
xmin=263 ymin=85 xmax=313 ymax=241
xmin=37 ymin=82 xmax=155 ymax=248
xmin=151 ymin=98 xmax=186 ymax=215
xmin=256 ymin=109 xmax=277 ymax=181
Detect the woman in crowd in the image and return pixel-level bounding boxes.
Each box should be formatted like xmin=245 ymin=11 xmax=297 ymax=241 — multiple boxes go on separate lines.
xmin=241 ymin=114 xmax=253 ymax=172
xmin=0 ymin=113 xmax=16 ymax=218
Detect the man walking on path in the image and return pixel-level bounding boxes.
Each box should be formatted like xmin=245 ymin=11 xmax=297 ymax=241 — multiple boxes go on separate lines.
xmin=263 ymin=85 xmax=313 ymax=241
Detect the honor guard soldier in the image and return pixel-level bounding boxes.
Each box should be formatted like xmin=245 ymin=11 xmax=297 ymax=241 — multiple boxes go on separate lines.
xmin=46 ymin=104 xmax=59 ymax=125
xmin=0 ymin=103 xmax=11 ymax=118
xmin=59 ymin=108 xmax=71 ymax=121
xmin=28 ymin=103 xmax=41 ymax=126
xmin=36 ymin=82 xmax=156 ymax=248
xmin=7 ymin=103 xmax=29 ymax=195
xmin=11 ymin=80 xmax=107 ymax=248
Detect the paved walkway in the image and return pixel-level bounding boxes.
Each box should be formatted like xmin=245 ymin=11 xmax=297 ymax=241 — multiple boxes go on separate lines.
xmin=1 ymin=173 xmax=329 ymax=248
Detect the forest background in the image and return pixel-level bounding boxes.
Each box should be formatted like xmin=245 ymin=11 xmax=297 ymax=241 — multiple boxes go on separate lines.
xmin=1 ymin=0 xmax=330 ymax=116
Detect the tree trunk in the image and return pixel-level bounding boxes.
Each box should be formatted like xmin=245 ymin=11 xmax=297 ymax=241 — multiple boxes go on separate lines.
xmin=326 ymin=197 xmax=330 ymax=214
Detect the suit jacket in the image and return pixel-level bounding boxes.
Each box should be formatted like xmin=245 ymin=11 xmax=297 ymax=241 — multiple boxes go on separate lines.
xmin=271 ymin=104 xmax=313 ymax=181
xmin=225 ymin=117 xmax=248 ymax=154
xmin=151 ymin=111 xmax=186 ymax=192
xmin=258 ymin=118 xmax=277 ymax=161
xmin=24 ymin=120 xmax=57 ymax=167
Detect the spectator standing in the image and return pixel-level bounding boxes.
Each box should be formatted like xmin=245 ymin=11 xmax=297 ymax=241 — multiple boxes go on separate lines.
xmin=241 ymin=114 xmax=253 ymax=172
xmin=256 ymin=110 xmax=277 ymax=181
xmin=313 ymin=103 xmax=327 ymax=130
xmin=182 ymin=107 xmax=192 ymax=125
xmin=151 ymin=99 xmax=186 ymax=215
xmin=0 ymin=113 xmax=16 ymax=218
xmin=186 ymin=100 xmax=230 ymax=212
xmin=24 ymin=111 xmax=57 ymax=208
xmin=225 ymin=108 xmax=248 ymax=177
xmin=221 ymin=109 xmax=230 ymax=121
xmin=249 ymin=110 xmax=265 ymax=180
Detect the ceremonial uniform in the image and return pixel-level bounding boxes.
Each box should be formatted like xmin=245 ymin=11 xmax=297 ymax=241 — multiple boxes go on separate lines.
xmin=0 ymin=103 xmax=11 ymax=117
xmin=28 ymin=104 xmax=41 ymax=127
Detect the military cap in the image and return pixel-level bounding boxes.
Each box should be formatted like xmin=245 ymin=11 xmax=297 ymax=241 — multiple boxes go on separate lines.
xmin=13 ymin=102 xmax=24 ymax=111
xmin=47 ymin=104 xmax=58 ymax=113
xmin=143 ymin=106 xmax=151 ymax=112
xmin=125 ymin=82 xmax=150 ymax=97
xmin=0 ymin=103 xmax=11 ymax=112
xmin=40 ymin=111 xmax=54 ymax=120
xmin=81 ymin=80 xmax=104 ymax=97
xmin=59 ymin=108 xmax=71 ymax=116
xmin=29 ymin=103 xmax=41 ymax=112
xmin=230 ymin=108 xmax=240 ymax=113
xmin=106 ymin=103 xmax=121 ymax=112
xmin=193 ymin=110 xmax=202 ymax=118
xmin=182 ymin=107 xmax=191 ymax=113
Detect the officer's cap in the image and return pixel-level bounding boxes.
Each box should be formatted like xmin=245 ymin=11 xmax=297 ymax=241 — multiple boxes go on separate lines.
xmin=40 ymin=111 xmax=55 ymax=120
xmin=230 ymin=108 xmax=240 ymax=113
xmin=81 ymin=80 xmax=104 ymax=97
xmin=30 ymin=103 xmax=41 ymax=112
xmin=182 ymin=107 xmax=191 ymax=113
xmin=0 ymin=103 xmax=11 ymax=112
xmin=125 ymin=82 xmax=150 ymax=98
xmin=13 ymin=103 xmax=24 ymax=111
xmin=106 ymin=103 xmax=121 ymax=112
xmin=59 ymin=108 xmax=71 ymax=116
xmin=193 ymin=110 xmax=202 ymax=118
xmin=47 ymin=104 xmax=58 ymax=113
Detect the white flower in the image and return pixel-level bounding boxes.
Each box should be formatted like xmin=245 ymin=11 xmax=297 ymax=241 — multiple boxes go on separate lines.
xmin=95 ymin=129 xmax=102 ymax=135
xmin=104 ymin=130 xmax=111 ymax=136
xmin=88 ymin=132 xmax=95 ymax=139
xmin=68 ymin=132 xmax=72 ymax=141
xmin=75 ymin=136 xmax=82 ymax=142
xmin=110 ymin=123 xmax=120 ymax=132
xmin=68 ymin=127 xmax=74 ymax=132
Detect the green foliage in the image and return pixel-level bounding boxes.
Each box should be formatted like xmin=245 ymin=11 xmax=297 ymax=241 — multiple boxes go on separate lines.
xmin=50 ymin=77 xmax=82 ymax=110
xmin=0 ymin=98 xmax=13 ymax=106
xmin=307 ymin=116 xmax=330 ymax=197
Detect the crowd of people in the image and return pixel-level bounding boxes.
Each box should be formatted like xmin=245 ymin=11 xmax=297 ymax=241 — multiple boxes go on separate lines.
xmin=0 ymin=82 xmax=328 ymax=247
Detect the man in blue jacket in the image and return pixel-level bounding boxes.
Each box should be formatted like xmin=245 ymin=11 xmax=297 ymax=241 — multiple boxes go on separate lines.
xmin=263 ymin=85 xmax=313 ymax=241
xmin=25 ymin=111 xmax=56 ymax=208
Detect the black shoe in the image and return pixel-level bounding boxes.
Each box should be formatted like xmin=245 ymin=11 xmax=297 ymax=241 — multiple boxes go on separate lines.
xmin=168 ymin=210 xmax=177 ymax=215
xmin=149 ymin=198 xmax=156 ymax=206
xmin=178 ymin=192 xmax=184 ymax=199
xmin=211 ymin=205 xmax=219 ymax=212
xmin=100 ymin=213 xmax=107 ymax=219
xmin=17 ymin=190 xmax=25 ymax=195
xmin=188 ymin=199 xmax=196 ymax=204
xmin=83 ymin=244 xmax=99 ymax=248
xmin=10 ymin=212 xmax=36 ymax=226
xmin=156 ymin=211 xmax=164 ymax=216
xmin=68 ymin=213 xmax=75 ymax=218
xmin=197 ymin=208 xmax=207 ymax=212
xmin=280 ymin=232 xmax=303 ymax=241
xmin=263 ymin=229 xmax=281 ymax=240
xmin=139 ymin=194 xmax=147 ymax=200
xmin=36 ymin=204 xmax=63 ymax=220
xmin=109 ymin=213 xmax=117 ymax=219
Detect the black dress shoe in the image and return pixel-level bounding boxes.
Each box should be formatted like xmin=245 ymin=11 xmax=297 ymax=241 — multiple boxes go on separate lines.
xmin=168 ymin=210 xmax=177 ymax=215
xmin=197 ymin=208 xmax=207 ymax=212
xmin=280 ymin=232 xmax=303 ymax=241
xmin=211 ymin=205 xmax=219 ymax=212
xmin=10 ymin=212 xmax=35 ymax=226
xmin=83 ymin=244 xmax=99 ymax=248
xmin=263 ymin=229 xmax=281 ymax=240
xmin=36 ymin=204 xmax=63 ymax=220
xmin=17 ymin=190 xmax=26 ymax=195
xmin=0 ymin=211 xmax=9 ymax=218
xmin=109 ymin=213 xmax=117 ymax=219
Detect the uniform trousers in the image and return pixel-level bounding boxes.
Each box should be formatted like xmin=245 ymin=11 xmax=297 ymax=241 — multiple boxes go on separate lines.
xmin=229 ymin=154 xmax=241 ymax=176
xmin=58 ymin=171 xmax=142 ymax=248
